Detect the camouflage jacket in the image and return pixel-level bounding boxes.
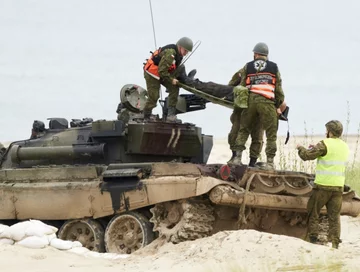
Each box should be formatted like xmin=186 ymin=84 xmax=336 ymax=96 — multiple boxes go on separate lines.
xmin=228 ymin=68 xmax=244 ymax=86
xmin=297 ymin=140 xmax=327 ymax=161
xmin=158 ymin=48 xmax=178 ymax=85
xmin=239 ymin=57 xmax=285 ymax=108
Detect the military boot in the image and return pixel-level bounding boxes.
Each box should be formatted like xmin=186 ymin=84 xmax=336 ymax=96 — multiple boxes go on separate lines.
xmin=265 ymin=157 xmax=275 ymax=170
xmin=177 ymin=67 xmax=197 ymax=86
xmin=228 ymin=151 xmax=243 ymax=166
xmin=249 ymin=157 xmax=257 ymax=167
xmin=255 ymin=158 xmax=275 ymax=170
xmin=166 ymin=107 xmax=181 ymax=123
xmin=227 ymin=150 xmax=236 ymax=164
xmin=143 ymin=109 xmax=156 ymax=121
xmin=187 ymin=69 xmax=197 ymax=80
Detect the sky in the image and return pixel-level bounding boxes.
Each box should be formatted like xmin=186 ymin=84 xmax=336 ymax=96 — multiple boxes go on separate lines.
xmin=1 ymin=0 xmax=360 ymax=142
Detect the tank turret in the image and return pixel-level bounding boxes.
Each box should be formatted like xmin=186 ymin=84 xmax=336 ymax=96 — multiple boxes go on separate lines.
xmin=0 ymin=84 xmax=212 ymax=169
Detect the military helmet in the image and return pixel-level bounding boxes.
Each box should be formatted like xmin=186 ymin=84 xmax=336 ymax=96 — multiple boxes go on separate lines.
xmin=253 ymin=42 xmax=269 ymax=56
xmin=325 ymin=120 xmax=343 ymax=137
xmin=176 ymin=37 xmax=193 ymax=52
xmin=32 ymin=120 xmax=45 ymax=132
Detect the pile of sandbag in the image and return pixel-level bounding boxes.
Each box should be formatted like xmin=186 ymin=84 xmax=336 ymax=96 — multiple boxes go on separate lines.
xmin=0 ymin=219 xmax=80 ymax=249
xmin=0 ymin=219 xmax=128 ymax=260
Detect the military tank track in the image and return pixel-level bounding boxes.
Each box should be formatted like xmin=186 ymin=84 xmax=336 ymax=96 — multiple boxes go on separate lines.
xmin=150 ymin=199 xmax=215 ymax=243
xmin=243 ymin=171 xmax=314 ymax=196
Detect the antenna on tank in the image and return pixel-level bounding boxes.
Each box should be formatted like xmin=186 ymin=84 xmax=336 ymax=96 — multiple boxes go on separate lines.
xmin=148 ymin=0 xmax=165 ymax=117
xmin=149 ymin=0 xmax=157 ymax=50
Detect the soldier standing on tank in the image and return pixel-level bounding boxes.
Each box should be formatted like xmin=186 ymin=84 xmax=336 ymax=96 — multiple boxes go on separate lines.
xmin=143 ymin=37 xmax=193 ymax=122
xmin=296 ymin=120 xmax=349 ymax=249
xmin=231 ymin=42 xmax=285 ymax=170
xmin=227 ymin=68 xmax=264 ymax=166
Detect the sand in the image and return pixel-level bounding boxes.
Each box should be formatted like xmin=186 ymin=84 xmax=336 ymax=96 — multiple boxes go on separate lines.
xmin=1 ymin=216 xmax=360 ymax=272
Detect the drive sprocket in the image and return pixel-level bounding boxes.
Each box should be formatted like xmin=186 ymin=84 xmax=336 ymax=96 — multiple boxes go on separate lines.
xmin=150 ymin=199 xmax=215 ymax=243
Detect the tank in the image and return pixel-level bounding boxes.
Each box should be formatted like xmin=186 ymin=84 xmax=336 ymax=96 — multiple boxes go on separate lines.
xmin=0 ymin=83 xmax=359 ymax=254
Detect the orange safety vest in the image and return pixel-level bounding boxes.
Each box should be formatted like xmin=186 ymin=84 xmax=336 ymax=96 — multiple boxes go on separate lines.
xmin=245 ymin=59 xmax=278 ymax=100
xmin=143 ymin=44 xmax=182 ymax=80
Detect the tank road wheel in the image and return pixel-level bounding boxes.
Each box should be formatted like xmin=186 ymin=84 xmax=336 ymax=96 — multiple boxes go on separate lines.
xmin=104 ymin=211 xmax=154 ymax=254
xmin=150 ymin=200 xmax=215 ymax=243
xmin=58 ymin=219 xmax=105 ymax=252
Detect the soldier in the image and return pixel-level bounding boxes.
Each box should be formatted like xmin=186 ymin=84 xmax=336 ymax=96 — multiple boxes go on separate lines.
xmin=143 ymin=37 xmax=193 ymax=122
xmin=231 ymin=42 xmax=285 ymax=170
xmin=296 ymin=120 xmax=349 ymax=249
xmin=227 ymin=68 xmax=264 ymax=166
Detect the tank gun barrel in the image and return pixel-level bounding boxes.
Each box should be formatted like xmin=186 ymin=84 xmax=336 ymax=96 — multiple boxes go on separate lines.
xmin=10 ymin=144 xmax=106 ymax=163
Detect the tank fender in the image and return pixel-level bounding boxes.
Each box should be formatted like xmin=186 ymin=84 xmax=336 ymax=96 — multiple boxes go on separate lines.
xmin=195 ymin=176 xmax=242 ymax=196
xmin=143 ymin=176 xmax=241 ymax=205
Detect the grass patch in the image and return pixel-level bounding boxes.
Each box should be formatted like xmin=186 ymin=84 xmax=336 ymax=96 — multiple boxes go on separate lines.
xmin=345 ymin=165 xmax=360 ymax=193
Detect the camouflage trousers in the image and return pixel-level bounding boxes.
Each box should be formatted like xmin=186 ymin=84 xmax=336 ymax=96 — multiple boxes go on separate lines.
xmin=234 ymin=96 xmax=278 ymax=160
xmin=228 ymin=107 xmax=264 ymax=159
xmin=306 ymin=185 xmax=343 ymax=244
xmin=143 ymin=71 xmax=179 ymax=112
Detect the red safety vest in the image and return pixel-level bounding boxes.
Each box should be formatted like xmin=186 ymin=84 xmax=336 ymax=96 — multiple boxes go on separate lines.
xmin=143 ymin=44 xmax=182 ymax=80
xmin=245 ymin=59 xmax=278 ymax=100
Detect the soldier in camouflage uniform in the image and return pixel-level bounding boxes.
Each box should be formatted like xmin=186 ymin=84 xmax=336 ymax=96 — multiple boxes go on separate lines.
xmin=231 ymin=42 xmax=285 ymax=170
xmin=227 ymin=68 xmax=264 ymax=166
xmin=143 ymin=37 xmax=193 ymax=122
xmin=297 ymin=120 xmax=349 ymax=249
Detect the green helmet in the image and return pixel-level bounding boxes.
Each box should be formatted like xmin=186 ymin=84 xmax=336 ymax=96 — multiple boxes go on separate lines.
xmin=253 ymin=42 xmax=269 ymax=56
xmin=176 ymin=37 xmax=193 ymax=52
xmin=325 ymin=120 xmax=343 ymax=137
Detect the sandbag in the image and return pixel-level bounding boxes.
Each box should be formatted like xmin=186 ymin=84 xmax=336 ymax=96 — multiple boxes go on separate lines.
xmin=46 ymin=233 xmax=57 ymax=243
xmin=50 ymin=238 xmax=83 ymax=250
xmin=16 ymin=235 xmax=49 ymax=249
xmin=67 ymin=246 xmax=90 ymax=255
xmin=29 ymin=219 xmax=58 ymax=233
xmin=0 ymin=238 xmax=14 ymax=245
xmin=25 ymin=223 xmax=57 ymax=237
xmin=72 ymin=241 xmax=82 ymax=248
xmin=0 ymin=224 xmax=9 ymax=235
xmin=0 ymin=221 xmax=32 ymax=241
xmin=50 ymin=238 xmax=74 ymax=250
xmin=1 ymin=220 xmax=57 ymax=241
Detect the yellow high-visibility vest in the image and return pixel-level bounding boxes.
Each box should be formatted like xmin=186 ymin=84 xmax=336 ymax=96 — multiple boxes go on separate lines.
xmin=314 ymin=138 xmax=349 ymax=187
